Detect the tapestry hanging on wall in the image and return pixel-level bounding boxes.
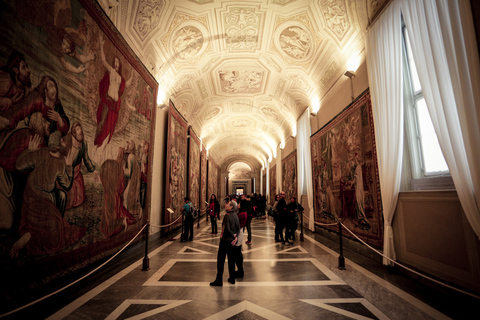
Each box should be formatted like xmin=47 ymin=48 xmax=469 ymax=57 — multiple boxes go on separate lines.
xmin=200 ymin=148 xmax=207 ymax=210
xmin=208 ymin=157 xmax=219 ymax=199
xmin=262 ymin=172 xmax=267 ymax=198
xmin=282 ymin=150 xmax=297 ymax=201
xmin=0 ymin=0 xmax=157 ymax=302
xmin=269 ymin=165 xmax=276 ymax=205
xmin=310 ymin=91 xmax=383 ymax=247
xmin=165 ymin=101 xmax=188 ymax=231
xmin=188 ymin=127 xmax=200 ymax=211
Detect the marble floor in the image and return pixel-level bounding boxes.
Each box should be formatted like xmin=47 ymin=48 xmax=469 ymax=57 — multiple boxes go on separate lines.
xmin=4 ymin=216 xmax=478 ymax=319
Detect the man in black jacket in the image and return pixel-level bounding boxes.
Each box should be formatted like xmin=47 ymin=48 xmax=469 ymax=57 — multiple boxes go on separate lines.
xmin=277 ymin=191 xmax=292 ymax=245
xmin=286 ymin=196 xmax=304 ymax=241
xmin=210 ymin=200 xmax=240 ymax=286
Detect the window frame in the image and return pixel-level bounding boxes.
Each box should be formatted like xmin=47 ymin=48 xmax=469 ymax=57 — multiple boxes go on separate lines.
xmin=401 ymin=21 xmax=453 ymax=190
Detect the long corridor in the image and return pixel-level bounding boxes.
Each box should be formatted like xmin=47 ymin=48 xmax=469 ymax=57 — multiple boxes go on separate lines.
xmin=12 ymin=215 xmax=476 ymax=319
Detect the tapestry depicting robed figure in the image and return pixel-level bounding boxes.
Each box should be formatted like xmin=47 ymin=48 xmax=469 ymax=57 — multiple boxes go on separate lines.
xmin=311 ymin=91 xmax=383 ymax=247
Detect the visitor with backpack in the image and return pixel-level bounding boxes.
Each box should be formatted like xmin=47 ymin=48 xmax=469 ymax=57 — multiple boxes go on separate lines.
xmin=181 ymin=196 xmax=194 ymax=242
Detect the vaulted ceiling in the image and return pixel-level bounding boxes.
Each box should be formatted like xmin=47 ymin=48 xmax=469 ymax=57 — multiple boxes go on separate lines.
xmin=99 ymin=0 xmax=388 ymax=171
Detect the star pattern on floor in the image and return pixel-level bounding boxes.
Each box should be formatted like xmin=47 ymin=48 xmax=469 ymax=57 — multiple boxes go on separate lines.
xmin=48 ymin=217 xmax=447 ymax=319
xmin=105 ymin=299 xmax=191 ymax=320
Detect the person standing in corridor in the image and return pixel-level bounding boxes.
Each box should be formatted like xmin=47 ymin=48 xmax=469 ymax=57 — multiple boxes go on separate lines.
xmin=181 ymin=197 xmax=194 ymax=242
xmin=210 ymin=200 xmax=240 ymax=286
xmin=208 ymin=194 xmax=220 ymax=234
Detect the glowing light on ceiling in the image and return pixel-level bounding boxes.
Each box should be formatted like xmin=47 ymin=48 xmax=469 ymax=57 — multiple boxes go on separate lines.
xmin=311 ymin=97 xmax=320 ymax=115
xmin=347 ymin=54 xmax=360 ymax=73
xmin=156 ymin=89 xmax=166 ymax=107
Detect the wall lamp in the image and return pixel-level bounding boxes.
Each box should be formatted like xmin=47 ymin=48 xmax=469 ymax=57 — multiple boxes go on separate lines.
xmin=344 ymin=70 xmax=356 ymax=101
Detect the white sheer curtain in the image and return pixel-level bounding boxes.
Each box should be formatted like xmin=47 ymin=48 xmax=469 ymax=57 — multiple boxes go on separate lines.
xmin=401 ymin=0 xmax=480 ymax=239
xmin=297 ymin=110 xmax=315 ymax=231
xmin=366 ymin=0 xmax=403 ymax=266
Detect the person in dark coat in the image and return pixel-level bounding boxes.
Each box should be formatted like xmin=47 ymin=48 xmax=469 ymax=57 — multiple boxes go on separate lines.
xmin=210 ymin=200 xmax=240 ymax=286
xmin=208 ymin=194 xmax=221 ymax=234
xmin=286 ymin=196 xmax=304 ymax=241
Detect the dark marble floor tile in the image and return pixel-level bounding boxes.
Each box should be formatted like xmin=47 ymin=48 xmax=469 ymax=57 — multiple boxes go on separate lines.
xmin=21 ymin=216 xmax=468 ymax=320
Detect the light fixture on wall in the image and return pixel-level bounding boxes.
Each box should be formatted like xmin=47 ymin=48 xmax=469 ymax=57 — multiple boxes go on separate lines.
xmin=344 ymin=70 xmax=356 ymax=101
xmin=310 ymin=111 xmax=317 ymax=117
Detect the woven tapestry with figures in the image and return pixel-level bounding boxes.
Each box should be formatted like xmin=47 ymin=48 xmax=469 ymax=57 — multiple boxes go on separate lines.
xmin=188 ymin=128 xmax=201 ymax=211
xmin=208 ymin=157 xmax=220 ymax=200
xmin=269 ymin=165 xmax=276 ymax=205
xmin=311 ymin=90 xmax=383 ymax=247
xmin=0 ymin=0 xmax=157 ymax=304
xmin=282 ymin=150 xmax=297 ymax=201
xmin=165 ymin=101 xmax=188 ymax=232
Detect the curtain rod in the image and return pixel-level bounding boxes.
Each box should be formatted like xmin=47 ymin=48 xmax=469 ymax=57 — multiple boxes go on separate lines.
xmin=366 ymin=0 xmax=395 ymax=30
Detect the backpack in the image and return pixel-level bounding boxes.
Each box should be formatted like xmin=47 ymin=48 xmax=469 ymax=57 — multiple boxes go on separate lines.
xmin=188 ymin=203 xmax=199 ymax=219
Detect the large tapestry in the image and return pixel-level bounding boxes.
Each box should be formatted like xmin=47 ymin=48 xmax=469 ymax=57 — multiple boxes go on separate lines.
xmin=269 ymin=165 xmax=276 ymax=205
xmin=188 ymin=128 xmax=200 ymax=210
xmin=0 ymin=0 xmax=157 ymax=303
xmin=282 ymin=151 xmax=297 ymax=201
xmin=200 ymin=148 xmax=207 ymax=210
xmin=165 ymin=101 xmax=187 ymax=231
xmin=262 ymin=172 xmax=266 ymax=198
xmin=311 ymin=91 xmax=383 ymax=247
xmin=208 ymin=158 xmax=219 ymax=199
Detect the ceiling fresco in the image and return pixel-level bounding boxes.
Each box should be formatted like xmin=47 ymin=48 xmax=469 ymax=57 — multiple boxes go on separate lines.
xmin=99 ymin=0 xmax=389 ymax=171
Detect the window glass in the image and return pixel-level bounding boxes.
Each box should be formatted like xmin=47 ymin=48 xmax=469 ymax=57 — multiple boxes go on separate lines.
xmin=404 ymin=32 xmax=422 ymax=93
xmin=403 ymin=27 xmax=449 ymax=177
xmin=415 ymin=98 xmax=449 ymax=174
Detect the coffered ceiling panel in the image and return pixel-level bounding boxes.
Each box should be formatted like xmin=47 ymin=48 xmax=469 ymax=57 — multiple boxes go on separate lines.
xmin=101 ymin=0 xmax=389 ymax=170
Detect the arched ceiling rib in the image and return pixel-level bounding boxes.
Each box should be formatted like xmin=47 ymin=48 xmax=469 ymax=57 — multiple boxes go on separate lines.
xmin=101 ymin=0 xmax=389 ymax=169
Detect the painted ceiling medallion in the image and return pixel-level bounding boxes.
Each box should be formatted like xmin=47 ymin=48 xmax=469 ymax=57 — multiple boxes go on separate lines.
xmin=224 ymin=7 xmax=261 ymax=51
xmin=173 ymin=26 xmax=204 ymax=60
xmin=133 ymin=0 xmax=164 ymax=40
xmin=320 ymin=0 xmax=350 ymax=41
xmin=219 ymin=70 xmax=263 ymax=93
xmin=204 ymin=107 xmax=221 ymax=121
xmin=279 ymin=26 xmax=311 ymax=59
xmin=230 ymin=99 xmax=253 ymax=113
xmin=261 ymin=107 xmax=279 ymax=120
xmin=231 ymin=119 xmax=252 ymax=128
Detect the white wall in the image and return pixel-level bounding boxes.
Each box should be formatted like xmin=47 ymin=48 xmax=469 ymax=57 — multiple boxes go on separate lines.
xmin=149 ymin=106 xmax=168 ymax=235
xmin=311 ymin=54 xmax=369 ymax=134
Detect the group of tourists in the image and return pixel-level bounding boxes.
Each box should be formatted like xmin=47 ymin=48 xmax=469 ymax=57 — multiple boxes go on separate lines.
xmin=270 ymin=191 xmax=304 ymax=245
xmin=179 ymin=191 xmax=303 ymax=286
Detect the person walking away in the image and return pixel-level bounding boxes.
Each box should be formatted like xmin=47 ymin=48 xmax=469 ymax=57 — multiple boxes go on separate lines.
xmin=272 ymin=194 xmax=283 ymax=242
xmin=286 ymin=196 xmax=304 ymax=241
xmin=181 ymin=197 xmax=194 ymax=242
xmin=208 ymin=194 xmax=220 ymax=234
xmin=278 ymin=191 xmax=292 ymax=245
xmin=210 ymin=200 xmax=240 ymax=286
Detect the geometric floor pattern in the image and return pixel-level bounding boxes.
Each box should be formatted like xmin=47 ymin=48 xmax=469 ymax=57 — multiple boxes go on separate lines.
xmin=47 ymin=217 xmax=450 ymax=320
